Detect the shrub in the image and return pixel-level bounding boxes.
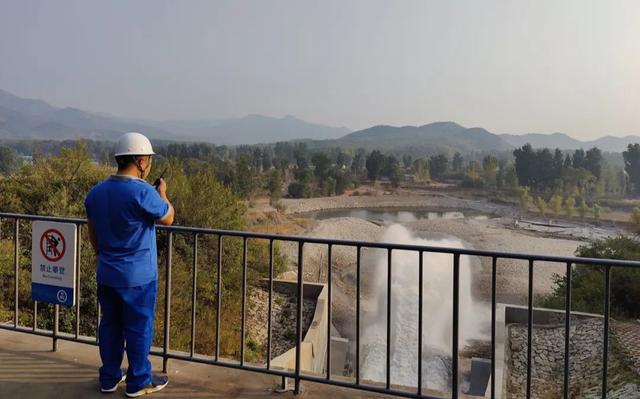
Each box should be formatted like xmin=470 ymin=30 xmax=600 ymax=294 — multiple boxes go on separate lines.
xmin=287 ymin=181 xmax=309 ymax=198
xmin=539 ymin=236 xmax=640 ymax=318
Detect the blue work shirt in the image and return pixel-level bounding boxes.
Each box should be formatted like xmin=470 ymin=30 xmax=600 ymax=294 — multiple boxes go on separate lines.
xmin=85 ymin=175 xmax=169 ymax=287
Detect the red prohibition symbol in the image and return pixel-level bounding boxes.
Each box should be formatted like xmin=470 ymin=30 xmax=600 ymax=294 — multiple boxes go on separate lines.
xmin=40 ymin=228 xmax=66 ymax=262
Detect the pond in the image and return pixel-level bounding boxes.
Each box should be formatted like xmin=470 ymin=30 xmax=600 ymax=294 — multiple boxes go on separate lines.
xmin=302 ymin=207 xmax=490 ymax=223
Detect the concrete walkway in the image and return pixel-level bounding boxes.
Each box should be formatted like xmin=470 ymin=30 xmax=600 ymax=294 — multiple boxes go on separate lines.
xmin=0 ymin=329 xmax=396 ymax=399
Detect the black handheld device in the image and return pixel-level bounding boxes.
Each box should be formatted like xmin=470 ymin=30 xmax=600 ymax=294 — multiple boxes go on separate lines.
xmin=153 ymin=167 xmax=168 ymax=188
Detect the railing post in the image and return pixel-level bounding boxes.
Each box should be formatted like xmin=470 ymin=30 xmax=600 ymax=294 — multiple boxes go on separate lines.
xmin=418 ymin=250 xmax=423 ymax=396
xmin=526 ymin=259 xmax=534 ymax=399
xmin=75 ymin=224 xmax=82 ymax=339
xmin=294 ymin=241 xmax=304 ymax=394
xmin=33 ymin=301 xmax=38 ymax=331
xmin=491 ymin=256 xmax=497 ymax=399
xmin=267 ymin=239 xmax=274 ymax=370
xmin=355 ymin=245 xmax=361 ymax=385
xmin=563 ymin=262 xmax=572 ymax=399
xmin=240 ymin=237 xmax=247 ymax=366
xmin=14 ymin=218 xmax=19 ymax=328
xmin=215 ymin=235 xmax=222 ymax=362
xmin=190 ymin=233 xmax=198 ymax=358
xmin=53 ymin=304 xmax=59 ymax=351
xmin=162 ymin=231 xmax=172 ymax=373
xmin=452 ymin=253 xmax=460 ymax=399
xmin=386 ymin=248 xmax=392 ymax=390
xmin=601 ymin=265 xmax=611 ymax=399
xmin=326 ymin=244 xmax=332 ymax=380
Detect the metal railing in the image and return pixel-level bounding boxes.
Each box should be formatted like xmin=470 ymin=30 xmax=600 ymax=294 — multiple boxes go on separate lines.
xmin=1 ymin=211 xmax=640 ymax=399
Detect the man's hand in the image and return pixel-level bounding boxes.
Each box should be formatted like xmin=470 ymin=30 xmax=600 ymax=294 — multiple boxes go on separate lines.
xmin=156 ymin=178 xmax=167 ymax=198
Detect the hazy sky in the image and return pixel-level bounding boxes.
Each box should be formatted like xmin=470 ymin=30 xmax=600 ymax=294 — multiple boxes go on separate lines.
xmin=1 ymin=0 xmax=639 ymax=139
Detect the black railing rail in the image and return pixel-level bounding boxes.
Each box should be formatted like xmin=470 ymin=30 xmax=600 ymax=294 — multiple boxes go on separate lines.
xmin=1 ymin=211 xmax=639 ymax=399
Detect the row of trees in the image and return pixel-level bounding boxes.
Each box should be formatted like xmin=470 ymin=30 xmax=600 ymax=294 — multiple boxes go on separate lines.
xmin=514 ymin=145 xmax=607 ymax=192
xmin=512 ymin=144 xmax=633 ymax=209
xmin=2 ymin=139 xmax=639 ymax=204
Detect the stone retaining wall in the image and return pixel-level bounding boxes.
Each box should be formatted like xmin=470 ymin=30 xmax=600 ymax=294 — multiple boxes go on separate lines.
xmin=507 ymin=317 xmax=640 ymax=398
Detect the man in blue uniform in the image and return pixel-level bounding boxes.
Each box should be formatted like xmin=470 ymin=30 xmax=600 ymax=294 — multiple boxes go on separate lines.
xmin=85 ymin=132 xmax=174 ymax=397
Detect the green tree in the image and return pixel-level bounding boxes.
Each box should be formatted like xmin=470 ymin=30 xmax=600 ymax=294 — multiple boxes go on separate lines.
xmin=623 ymin=143 xmax=640 ymax=194
xmin=578 ymin=200 xmax=589 ymax=219
xmin=333 ymin=168 xmax=352 ymax=195
xmin=482 ymin=155 xmax=498 ymax=188
xmin=412 ymin=159 xmax=430 ymax=182
xmin=365 ymin=150 xmax=385 ymax=181
xmin=565 ymin=195 xmax=576 ymax=217
xmin=233 ymin=154 xmax=257 ymax=199
xmin=0 ymin=145 xmax=20 ymax=174
xmin=513 ymin=143 xmax=536 ymax=188
xmin=518 ymin=187 xmax=532 ymax=211
xmin=584 ymin=147 xmax=603 ymax=179
xmin=323 ymin=176 xmax=337 ymax=196
xmin=265 ymin=169 xmax=283 ymax=201
xmin=429 ymin=154 xmax=448 ymax=179
xmin=452 ymin=152 xmax=464 ymax=173
xmin=462 ymin=162 xmax=483 ymax=188
xmin=549 ymin=194 xmax=563 ymax=216
xmin=382 ymin=155 xmax=400 ymax=180
xmin=311 ymin=152 xmax=331 ymax=180
xmin=572 ymin=148 xmax=585 ymax=169
xmin=389 ymin=165 xmax=402 ymax=187
xmin=402 ymin=154 xmax=413 ymax=169
xmin=536 ymin=196 xmax=547 ymax=216
xmin=500 ymin=162 xmax=519 ymax=191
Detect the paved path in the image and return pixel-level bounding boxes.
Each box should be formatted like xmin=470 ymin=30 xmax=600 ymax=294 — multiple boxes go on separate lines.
xmin=0 ymin=329 xmax=396 ymax=399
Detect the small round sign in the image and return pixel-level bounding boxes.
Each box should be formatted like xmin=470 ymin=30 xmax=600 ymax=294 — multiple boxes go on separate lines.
xmin=40 ymin=228 xmax=66 ymax=262
xmin=57 ymin=289 xmax=67 ymax=303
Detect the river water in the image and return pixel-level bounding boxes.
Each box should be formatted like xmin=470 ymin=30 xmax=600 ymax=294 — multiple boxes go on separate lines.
xmin=304 ymin=207 xmax=489 ymax=224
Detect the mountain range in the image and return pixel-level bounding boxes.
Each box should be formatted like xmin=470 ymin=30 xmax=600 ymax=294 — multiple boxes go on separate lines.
xmin=335 ymin=122 xmax=513 ymax=155
xmin=0 ymin=89 xmax=349 ymax=144
xmin=0 ymin=89 xmax=638 ymax=153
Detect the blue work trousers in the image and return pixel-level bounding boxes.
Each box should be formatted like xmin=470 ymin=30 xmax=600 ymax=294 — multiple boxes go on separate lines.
xmin=97 ymin=280 xmax=157 ymax=392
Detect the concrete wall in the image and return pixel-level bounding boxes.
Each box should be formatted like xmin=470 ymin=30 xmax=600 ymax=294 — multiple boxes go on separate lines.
xmin=270 ymin=280 xmax=329 ymax=375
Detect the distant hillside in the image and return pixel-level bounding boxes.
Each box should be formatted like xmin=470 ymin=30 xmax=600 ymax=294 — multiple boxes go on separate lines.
xmin=0 ymin=89 xmax=168 ymax=140
xmin=0 ymin=89 xmax=350 ymax=144
xmin=153 ymin=114 xmax=350 ymax=144
xmin=499 ymin=133 xmax=582 ymax=150
xmin=500 ymin=132 xmax=640 ymax=152
xmin=587 ymin=136 xmax=640 ymax=153
xmin=335 ymin=122 xmax=514 ymax=155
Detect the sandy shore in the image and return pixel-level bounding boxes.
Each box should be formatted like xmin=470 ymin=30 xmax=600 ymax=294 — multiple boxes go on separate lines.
xmin=280 ymin=190 xmax=514 ymax=217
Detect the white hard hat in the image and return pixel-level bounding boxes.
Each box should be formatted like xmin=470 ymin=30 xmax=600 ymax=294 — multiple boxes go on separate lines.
xmin=114 ymin=132 xmax=155 ymax=157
